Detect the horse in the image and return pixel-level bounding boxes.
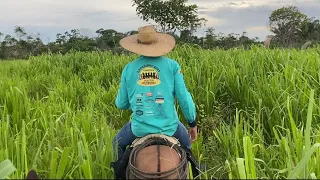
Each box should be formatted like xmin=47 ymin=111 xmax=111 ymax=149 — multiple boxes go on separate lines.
xmin=111 ymin=134 xmax=201 ymax=179
xmin=25 ymin=169 xmax=39 ymax=180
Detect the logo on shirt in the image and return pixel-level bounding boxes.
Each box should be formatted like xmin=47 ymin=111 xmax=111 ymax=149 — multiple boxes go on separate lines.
xmin=145 ymin=105 xmax=154 ymax=108
xmin=136 ymin=110 xmax=143 ymax=116
xmin=155 ymin=92 xmax=164 ymax=104
xmin=156 ymin=104 xmax=165 ymax=116
xmin=136 ymin=97 xmax=143 ymax=105
xmin=137 ymin=66 xmax=161 ymax=86
xmin=136 ymin=104 xmax=143 ymax=109
xmin=145 ymin=99 xmax=154 ymax=104
xmin=155 ymin=97 xmax=164 ymax=104
xmin=145 ymin=111 xmax=154 ymax=116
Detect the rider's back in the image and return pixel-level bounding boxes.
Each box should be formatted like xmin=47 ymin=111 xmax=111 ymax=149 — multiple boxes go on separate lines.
xmin=116 ymin=55 xmax=196 ymax=137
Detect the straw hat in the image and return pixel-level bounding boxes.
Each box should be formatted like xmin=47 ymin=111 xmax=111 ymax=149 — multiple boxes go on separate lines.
xmin=119 ymin=25 xmax=176 ymax=57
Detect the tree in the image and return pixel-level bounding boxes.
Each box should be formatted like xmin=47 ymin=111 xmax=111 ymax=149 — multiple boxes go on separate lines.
xmin=95 ymin=28 xmax=125 ymax=49
xmin=1 ymin=35 xmax=19 ymax=59
xmin=0 ymin=32 xmax=3 ymax=59
xmin=203 ymin=27 xmax=216 ymax=49
xmin=268 ymin=6 xmax=308 ymax=47
xmin=14 ymin=26 xmax=27 ymax=40
xmin=179 ymin=30 xmax=192 ymax=43
xmin=300 ymin=17 xmax=320 ymax=42
xmin=0 ymin=32 xmax=3 ymax=42
xmin=131 ymin=0 xmax=207 ymax=33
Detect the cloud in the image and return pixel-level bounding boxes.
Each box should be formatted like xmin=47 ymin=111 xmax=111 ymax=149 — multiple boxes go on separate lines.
xmin=198 ymin=14 xmax=227 ymax=27
xmin=193 ymin=0 xmax=320 ymax=40
xmin=0 ymin=0 xmax=319 ymax=42
xmin=0 ymin=0 xmax=149 ymax=42
xmin=246 ymin=26 xmax=269 ymax=33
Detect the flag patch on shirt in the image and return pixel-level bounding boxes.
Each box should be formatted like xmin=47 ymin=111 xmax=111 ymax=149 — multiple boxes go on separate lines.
xmin=155 ymin=97 xmax=164 ymax=104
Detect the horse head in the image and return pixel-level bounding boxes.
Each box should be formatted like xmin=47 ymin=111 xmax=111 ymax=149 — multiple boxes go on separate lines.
xmin=25 ymin=169 xmax=39 ymax=180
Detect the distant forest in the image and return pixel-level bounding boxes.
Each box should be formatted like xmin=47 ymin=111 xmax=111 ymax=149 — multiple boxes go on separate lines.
xmin=0 ymin=1 xmax=319 ymax=60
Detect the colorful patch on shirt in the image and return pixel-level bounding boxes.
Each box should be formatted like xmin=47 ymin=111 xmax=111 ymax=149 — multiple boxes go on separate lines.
xmin=155 ymin=97 xmax=164 ymax=104
xmin=146 ymin=92 xmax=152 ymax=96
xmin=137 ymin=66 xmax=161 ymax=86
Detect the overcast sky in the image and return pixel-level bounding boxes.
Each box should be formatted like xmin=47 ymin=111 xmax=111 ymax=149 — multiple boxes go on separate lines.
xmin=0 ymin=0 xmax=319 ymax=42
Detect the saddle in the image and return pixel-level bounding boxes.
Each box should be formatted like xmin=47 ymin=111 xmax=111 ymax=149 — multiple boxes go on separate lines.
xmin=110 ymin=134 xmax=202 ymax=179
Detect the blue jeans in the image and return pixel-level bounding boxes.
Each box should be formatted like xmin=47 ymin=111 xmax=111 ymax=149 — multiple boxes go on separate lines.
xmin=112 ymin=121 xmax=191 ymax=161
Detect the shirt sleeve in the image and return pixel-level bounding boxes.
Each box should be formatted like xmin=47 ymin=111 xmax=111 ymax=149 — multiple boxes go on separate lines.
xmin=115 ymin=65 xmax=130 ymax=110
xmin=173 ymin=61 xmax=197 ymax=127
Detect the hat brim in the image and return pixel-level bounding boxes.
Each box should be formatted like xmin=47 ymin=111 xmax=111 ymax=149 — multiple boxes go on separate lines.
xmin=119 ymin=33 xmax=176 ymax=57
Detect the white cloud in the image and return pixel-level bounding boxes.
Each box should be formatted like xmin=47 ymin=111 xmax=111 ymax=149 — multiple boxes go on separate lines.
xmin=0 ymin=0 xmax=319 ymax=42
xmin=0 ymin=0 xmax=149 ymax=41
xmin=191 ymin=0 xmax=319 ymax=10
xmin=196 ymin=0 xmax=320 ymax=40
xmin=198 ymin=14 xmax=226 ymax=27
xmin=246 ymin=26 xmax=269 ymax=33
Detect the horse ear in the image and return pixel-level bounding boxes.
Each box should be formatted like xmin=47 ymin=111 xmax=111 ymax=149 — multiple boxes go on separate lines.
xmin=26 ymin=169 xmax=39 ymax=180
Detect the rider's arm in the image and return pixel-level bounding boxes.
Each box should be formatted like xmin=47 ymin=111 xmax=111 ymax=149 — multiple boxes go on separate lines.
xmin=173 ymin=61 xmax=197 ymax=127
xmin=115 ymin=65 xmax=130 ymax=110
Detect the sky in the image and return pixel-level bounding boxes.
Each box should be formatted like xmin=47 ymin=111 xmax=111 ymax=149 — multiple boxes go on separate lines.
xmin=0 ymin=0 xmax=319 ymax=43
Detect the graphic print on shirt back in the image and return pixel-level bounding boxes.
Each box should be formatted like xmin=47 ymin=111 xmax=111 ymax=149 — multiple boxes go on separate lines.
xmin=155 ymin=92 xmax=165 ymax=117
xmin=137 ymin=64 xmax=161 ymax=86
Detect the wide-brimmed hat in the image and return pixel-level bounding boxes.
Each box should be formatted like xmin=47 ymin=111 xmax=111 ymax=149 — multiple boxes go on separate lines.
xmin=119 ymin=25 xmax=176 ymax=57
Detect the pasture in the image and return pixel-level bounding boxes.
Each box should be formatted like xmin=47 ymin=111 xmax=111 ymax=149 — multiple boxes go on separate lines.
xmin=0 ymin=44 xmax=320 ymax=179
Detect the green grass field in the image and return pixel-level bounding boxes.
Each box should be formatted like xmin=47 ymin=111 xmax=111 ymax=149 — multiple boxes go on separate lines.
xmin=1 ymin=44 xmax=320 ymax=179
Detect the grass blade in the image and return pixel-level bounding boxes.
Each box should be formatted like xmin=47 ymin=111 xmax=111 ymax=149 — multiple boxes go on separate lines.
xmin=0 ymin=159 xmax=16 ymax=179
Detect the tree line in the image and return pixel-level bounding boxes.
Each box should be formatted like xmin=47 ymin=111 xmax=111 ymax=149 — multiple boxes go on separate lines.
xmin=0 ymin=1 xmax=319 ymax=60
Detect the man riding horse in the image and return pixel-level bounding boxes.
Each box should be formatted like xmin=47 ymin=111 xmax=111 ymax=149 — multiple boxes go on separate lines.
xmin=111 ymin=25 xmax=201 ymax=179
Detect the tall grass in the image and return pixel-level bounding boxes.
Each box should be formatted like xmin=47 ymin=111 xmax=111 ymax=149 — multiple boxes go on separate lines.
xmin=0 ymin=45 xmax=319 ymax=179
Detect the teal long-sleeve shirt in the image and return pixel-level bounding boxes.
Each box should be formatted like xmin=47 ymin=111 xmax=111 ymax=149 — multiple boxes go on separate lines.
xmin=115 ymin=55 xmax=196 ymax=137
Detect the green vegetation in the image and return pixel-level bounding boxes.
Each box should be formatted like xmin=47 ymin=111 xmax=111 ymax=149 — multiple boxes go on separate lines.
xmin=132 ymin=0 xmax=207 ymax=33
xmin=1 ymin=45 xmax=320 ymax=179
xmin=1 ymin=3 xmax=320 ymax=60
xmin=0 ymin=159 xmax=16 ymax=179
xmin=268 ymin=5 xmax=320 ymax=48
